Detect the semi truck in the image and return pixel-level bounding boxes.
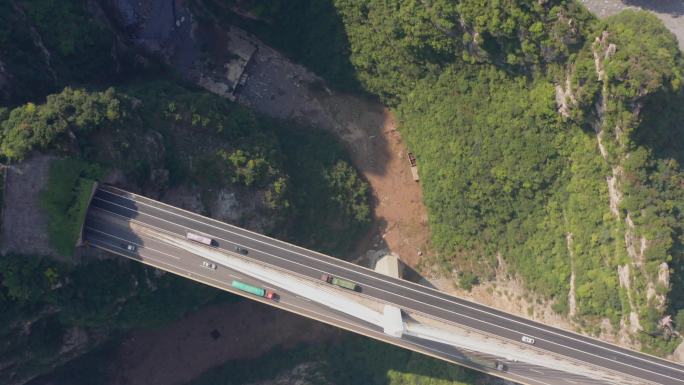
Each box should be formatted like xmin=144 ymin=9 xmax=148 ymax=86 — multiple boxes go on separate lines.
xmin=231 ymin=280 xmax=276 ymax=300
xmin=186 ymin=232 xmax=213 ymax=246
xmin=321 ymin=274 xmax=358 ymax=291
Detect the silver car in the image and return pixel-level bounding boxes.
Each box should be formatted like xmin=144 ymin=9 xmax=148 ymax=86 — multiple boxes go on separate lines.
xmin=521 ymin=335 xmax=535 ymax=344
xmin=201 ymin=261 xmax=217 ymax=270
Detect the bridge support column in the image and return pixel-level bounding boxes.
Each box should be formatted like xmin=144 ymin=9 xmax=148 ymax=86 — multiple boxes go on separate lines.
xmin=375 ymin=254 xmax=405 ymax=337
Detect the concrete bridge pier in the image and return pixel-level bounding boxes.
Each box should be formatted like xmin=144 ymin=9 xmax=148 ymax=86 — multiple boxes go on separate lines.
xmin=375 ymin=254 xmax=405 ymax=337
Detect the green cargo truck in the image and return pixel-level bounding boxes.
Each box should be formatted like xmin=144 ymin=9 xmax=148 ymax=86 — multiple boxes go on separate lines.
xmin=321 ymin=274 xmax=359 ymax=291
xmin=231 ymin=280 xmax=276 ymax=300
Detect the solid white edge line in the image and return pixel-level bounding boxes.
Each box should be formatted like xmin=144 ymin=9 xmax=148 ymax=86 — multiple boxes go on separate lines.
xmin=97 ymin=187 xmax=684 ymax=370
xmin=90 ymin=198 xmax=668 ymax=385
xmin=93 ymin=188 xmax=683 ymax=382
xmin=85 ymin=220 xmax=182 ymax=260
xmin=89 ymin=206 xmax=390 ymax=307
xmin=94 ymin=190 xmax=684 ymax=379
xmin=87 ymin=229 xmax=548 ymax=385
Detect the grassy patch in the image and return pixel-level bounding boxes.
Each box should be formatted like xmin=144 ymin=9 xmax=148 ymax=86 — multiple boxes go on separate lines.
xmin=40 ymin=159 xmax=103 ymax=256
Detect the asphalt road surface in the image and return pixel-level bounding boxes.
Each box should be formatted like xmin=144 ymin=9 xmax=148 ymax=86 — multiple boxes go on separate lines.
xmin=84 ymin=211 xmax=602 ymax=385
xmin=84 ymin=185 xmax=684 ymax=385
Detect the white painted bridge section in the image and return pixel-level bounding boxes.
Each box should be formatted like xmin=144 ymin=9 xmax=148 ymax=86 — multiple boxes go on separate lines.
xmin=149 ymin=228 xmax=386 ymax=326
xmin=375 ymin=254 xmax=405 ymax=337
xmin=143 ymin=225 xmax=648 ymax=385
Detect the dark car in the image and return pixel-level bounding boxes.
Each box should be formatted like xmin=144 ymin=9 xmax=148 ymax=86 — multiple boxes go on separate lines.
xmin=235 ymin=245 xmax=249 ymax=255
xmin=494 ymin=361 xmax=507 ymax=372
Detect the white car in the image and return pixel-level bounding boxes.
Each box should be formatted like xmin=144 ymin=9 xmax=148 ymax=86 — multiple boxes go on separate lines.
xmin=126 ymin=244 xmax=137 ymax=252
xmin=521 ymin=335 xmax=535 ymax=344
xmin=201 ymin=261 xmax=217 ymax=270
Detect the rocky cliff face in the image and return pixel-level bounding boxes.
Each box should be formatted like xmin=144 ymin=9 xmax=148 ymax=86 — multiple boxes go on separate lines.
xmin=557 ymin=12 xmax=684 ymax=348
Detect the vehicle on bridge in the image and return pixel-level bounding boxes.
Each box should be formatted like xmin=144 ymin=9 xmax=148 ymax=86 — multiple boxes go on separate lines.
xmin=234 ymin=245 xmax=249 ymax=255
xmin=231 ymin=280 xmax=277 ymax=300
xmin=201 ymin=261 xmax=217 ymax=270
xmin=521 ymin=335 xmax=535 ymax=345
xmin=186 ymin=232 xmax=213 ymax=246
xmin=321 ymin=274 xmax=359 ymax=291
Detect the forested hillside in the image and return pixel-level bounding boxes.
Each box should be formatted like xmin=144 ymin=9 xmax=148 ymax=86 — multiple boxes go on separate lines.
xmin=0 ymin=1 xmax=371 ymax=381
xmin=0 ymin=80 xmax=372 ymax=383
xmin=2 ymin=0 xmax=683 ymax=383
xmin=0 ymin=81 xmax=370 ymax=253
xmin=0 ymin=0 xmax=146 ymax=105
xmin=0 ymin=252 xmax=226 ymax=384
xmin=223 ymin=0 xmax=684 ymax=354
xmin=350 ymin=2 xmax=684 ymax=353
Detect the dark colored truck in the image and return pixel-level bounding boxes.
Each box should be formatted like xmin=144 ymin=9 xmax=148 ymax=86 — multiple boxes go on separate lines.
xmin=321 ymin=274 xmax=358 ymax=291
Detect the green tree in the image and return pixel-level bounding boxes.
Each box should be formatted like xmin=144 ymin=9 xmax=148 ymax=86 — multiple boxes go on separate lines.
xmin=675 ymin=309 xmax=684 ymax=334
xmin=0 ymin=87 xmax=122 ymax=160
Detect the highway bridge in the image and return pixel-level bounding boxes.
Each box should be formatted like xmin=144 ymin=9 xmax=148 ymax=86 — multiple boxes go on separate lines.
xmin=83 ymin=185 xmax=684 ymax=385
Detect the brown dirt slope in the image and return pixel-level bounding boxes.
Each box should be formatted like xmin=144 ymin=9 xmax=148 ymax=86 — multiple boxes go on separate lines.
xmin=238 ymin=41 xmax=430 ymax=266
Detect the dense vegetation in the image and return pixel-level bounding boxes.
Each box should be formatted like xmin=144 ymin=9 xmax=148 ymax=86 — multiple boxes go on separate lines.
xmin=226 ymin=0 xmax=684 ymax=352
xmin=2 ymin=0 xmax=683 ymax=383
xmin=0 ymin=1 xmax=371 ymax=381
xmin=0 ymin=87 xmax=122 ymax=160
xmin=567 ymin=12 xmax=684 ymax=341
xmin=0 ymin=81 xmax=370 ymax=256
xmin=0 ymin=83 xmax=372 ymax=383
xmin=0 ymin=253 xmax=228 ymax=384
xmin=0 ymin=0 xmax=142 ymax=105
xmin=276 ymin=125 xmax=370 ymax=254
